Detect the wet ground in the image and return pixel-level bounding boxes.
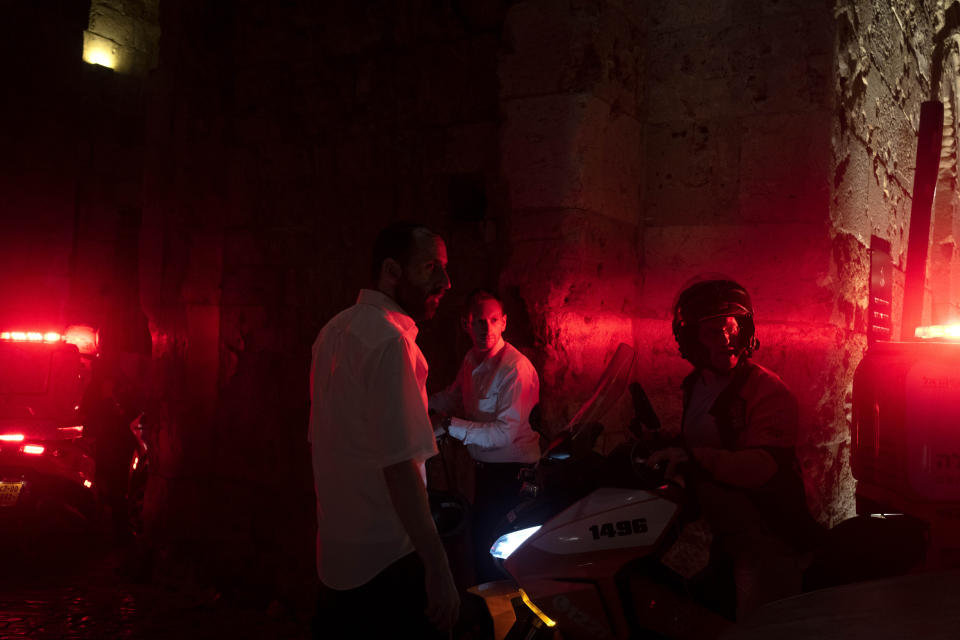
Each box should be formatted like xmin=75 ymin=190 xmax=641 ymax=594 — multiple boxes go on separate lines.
xmin=0 ymin=531 xmax=310 ymax=639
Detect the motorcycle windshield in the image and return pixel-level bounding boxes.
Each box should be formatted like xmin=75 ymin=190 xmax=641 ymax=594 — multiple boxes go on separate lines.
xmin=563 ymin=342 xmax=636 ymax=437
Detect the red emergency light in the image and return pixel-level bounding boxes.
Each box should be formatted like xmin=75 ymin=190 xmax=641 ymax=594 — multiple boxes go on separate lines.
xmin=914 ymin=324 xmax=960 ymax=340
xmin=0 ymin=325 xmax=99 ymax=354
xmin=0 ymin=434 xmax=25 ymax=442
xmin=22 ymin=444 xmax=45 ymax=455
xmin=0 ymin=331 xmax=61 ymax=343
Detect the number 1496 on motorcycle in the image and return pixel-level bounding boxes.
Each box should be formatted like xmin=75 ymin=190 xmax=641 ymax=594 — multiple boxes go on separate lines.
xmin=588 ymin=518 xmax=647 ymax=539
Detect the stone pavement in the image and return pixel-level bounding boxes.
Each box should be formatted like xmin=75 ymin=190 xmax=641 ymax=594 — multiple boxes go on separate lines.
xmin=0 ymin=531 xmax=310 ymax=640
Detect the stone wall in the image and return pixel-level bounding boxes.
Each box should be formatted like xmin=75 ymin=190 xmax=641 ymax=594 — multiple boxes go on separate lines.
xmin=46 ymin=0 xmax=960 ymax=615
xmin=633 ymin=0 xmax=960 ymax=526
xmin=499 ymin=0 xmax=647 ymax=445
xmin=830 ymin=0 xmax=960 ymax=515
xmin=84 ymin=0 xmax=160 ymax=75
xmin=638 ymin=0 xmax=852 ymax=524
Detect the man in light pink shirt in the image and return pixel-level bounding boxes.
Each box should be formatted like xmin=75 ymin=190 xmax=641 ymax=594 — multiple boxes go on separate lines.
xmin=431 ymin=289 xmax=540 ymax=582
xmin=309 ymin=223 xmax=459 ymax=638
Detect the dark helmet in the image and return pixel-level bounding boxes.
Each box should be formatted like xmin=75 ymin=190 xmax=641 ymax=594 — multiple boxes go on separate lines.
xmin=672 ymin=278 xmax=759 ymax=368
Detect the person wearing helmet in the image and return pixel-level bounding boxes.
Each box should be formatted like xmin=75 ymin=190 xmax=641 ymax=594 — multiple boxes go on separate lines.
xmin=647 ymin=277 xmax=825 ymax=621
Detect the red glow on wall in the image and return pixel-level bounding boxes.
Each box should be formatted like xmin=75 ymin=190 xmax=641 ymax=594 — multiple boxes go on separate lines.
xmin=551 ymin=312 xmax=633 ymax=370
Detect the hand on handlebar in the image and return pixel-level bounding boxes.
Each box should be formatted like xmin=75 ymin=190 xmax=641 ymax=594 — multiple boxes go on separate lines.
xmin=431 ymin=413 xmax=450 ymax=441
xmin=645 ymin=447 xmax=689 ymax=486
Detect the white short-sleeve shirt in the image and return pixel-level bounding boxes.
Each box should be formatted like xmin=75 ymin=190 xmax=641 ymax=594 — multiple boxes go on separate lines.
xmin=308 ymin=289 xmax=439 ymax=590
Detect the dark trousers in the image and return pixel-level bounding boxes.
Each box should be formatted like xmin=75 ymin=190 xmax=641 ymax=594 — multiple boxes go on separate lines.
xmin=472 ymin=462 xmax=527 ymax=584
xmin=313 ymin=552 xmax=447 ymax=639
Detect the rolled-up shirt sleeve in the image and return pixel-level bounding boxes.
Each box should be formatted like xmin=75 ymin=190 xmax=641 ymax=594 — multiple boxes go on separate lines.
xmin=368 ymin=336 xmax=438 ymax=467
xmin=447 ymin=366 xmax=538 ymax=450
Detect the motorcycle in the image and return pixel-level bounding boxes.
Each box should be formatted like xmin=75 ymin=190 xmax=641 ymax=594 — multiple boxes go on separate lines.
xmin=477 ymin=344 xmax=928 ymax=640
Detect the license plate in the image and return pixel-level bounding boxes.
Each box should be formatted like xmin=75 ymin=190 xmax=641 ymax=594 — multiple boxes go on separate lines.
xmin=0 ymin=481 xmax=23 ymax=507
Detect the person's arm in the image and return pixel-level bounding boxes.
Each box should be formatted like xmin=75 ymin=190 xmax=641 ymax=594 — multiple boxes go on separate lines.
xmin=691 ymin=377 xmax=798 ymax=489
xmin=383 ymin=459 xmax=460 ymax=631
xmin=445 ymin=365 xmax=538 ymax=450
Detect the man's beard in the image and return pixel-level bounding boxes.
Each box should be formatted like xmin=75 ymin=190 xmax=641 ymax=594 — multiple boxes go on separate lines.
xmin=396 ymin=278 xmax=444 ymax=322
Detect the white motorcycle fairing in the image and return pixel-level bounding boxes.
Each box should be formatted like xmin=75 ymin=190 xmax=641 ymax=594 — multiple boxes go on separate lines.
xmin=529 ymin=487 xmax=679 ymax=555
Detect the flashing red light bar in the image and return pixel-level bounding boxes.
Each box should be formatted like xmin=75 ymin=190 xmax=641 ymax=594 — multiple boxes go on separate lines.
xmin=0 ymin=434 xmax=25 ymax=442
xmin=22 ymin=445 xmax=45 ymax=455
xmin=0 ymin=331 xmax=62 ymax=343
xmin=915 ymin=324 xmax=960 ymax=340
xmin=0 ymin=326 xmax=98 ymax=354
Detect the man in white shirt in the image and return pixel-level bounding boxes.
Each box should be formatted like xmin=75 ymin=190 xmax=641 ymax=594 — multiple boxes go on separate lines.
xmin=431 ymin=289 xmax=540 ymax=582
xmin=309 ymin=222 xmax=459 ymax=638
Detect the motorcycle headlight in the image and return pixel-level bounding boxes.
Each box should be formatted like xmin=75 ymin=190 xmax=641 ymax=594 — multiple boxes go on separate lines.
xmin=490 ymin=525 xmax=541 ymax=560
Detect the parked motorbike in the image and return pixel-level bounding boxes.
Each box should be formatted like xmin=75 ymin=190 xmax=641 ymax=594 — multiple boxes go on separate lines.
xmin=479 ymin=344 xmax=927 ymax=640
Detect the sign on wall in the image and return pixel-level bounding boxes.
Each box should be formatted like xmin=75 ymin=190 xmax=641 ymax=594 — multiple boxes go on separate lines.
xmin=869 ymin=235 xmax=893 ymax=344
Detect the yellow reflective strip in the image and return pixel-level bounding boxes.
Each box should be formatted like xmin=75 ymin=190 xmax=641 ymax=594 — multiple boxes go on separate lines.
xmin=519 ymin=589 xmax=556 ymax=627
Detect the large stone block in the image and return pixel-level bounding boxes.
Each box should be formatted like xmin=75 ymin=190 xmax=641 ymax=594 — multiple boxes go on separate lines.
xmin=641 ymin=223 xmax=835 ymax=324
xmin=648 ymin=0 xmax=733 ymax=31
xmin=738 ymin=110 xmax=832 ymax=224
xmin=502 ymin=93 xmax=642 ymax=222
xmin=644 ymin=118 xmax=740 ymax=225
xmin=763 ymin=51 xmax=833 ymax=113
xmin=501 ymin=0 xmax=645 ymax=110
xmin=503 ymin=209 xmax=642 ymax=427
xmin=89 ymin=6 xmax=134 ymax=48
xmin=647 ymin=3 xmax=833 ymax=123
